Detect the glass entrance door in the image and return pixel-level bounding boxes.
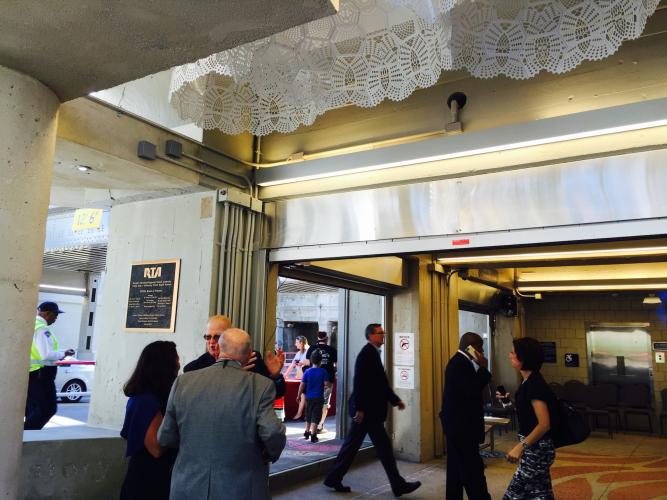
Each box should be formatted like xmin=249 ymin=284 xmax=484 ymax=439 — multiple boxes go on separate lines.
xmin=337 ymin=289 xmax=385 ymax=438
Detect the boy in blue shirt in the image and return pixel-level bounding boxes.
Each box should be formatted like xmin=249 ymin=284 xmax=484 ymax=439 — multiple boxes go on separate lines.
xmin=297 ymin=349 xmax=330 ymax=443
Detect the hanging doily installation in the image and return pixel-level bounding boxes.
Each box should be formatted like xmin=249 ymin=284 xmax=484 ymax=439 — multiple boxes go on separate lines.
xmin=170 ymin=0 xmax=659 ymax=136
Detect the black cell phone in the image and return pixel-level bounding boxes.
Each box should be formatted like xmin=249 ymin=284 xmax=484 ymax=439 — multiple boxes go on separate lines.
xmin=497 ymin=385 xmax=506 ymax=394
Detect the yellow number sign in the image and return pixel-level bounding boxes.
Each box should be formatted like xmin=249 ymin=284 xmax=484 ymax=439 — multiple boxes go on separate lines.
xmin=72 ymin=209 xmax=103 ymax=231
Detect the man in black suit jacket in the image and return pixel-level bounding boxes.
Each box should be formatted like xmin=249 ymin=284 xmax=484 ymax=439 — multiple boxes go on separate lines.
xmin=440 ymin=332 xmax=492 ymax=500
xmin=183 ymin=315 xmax=286 ymax=398
xmin=324 ymin=324 xmax=421 ymax=497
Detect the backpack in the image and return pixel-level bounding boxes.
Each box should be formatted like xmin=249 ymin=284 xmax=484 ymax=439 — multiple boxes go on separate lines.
xmin=551 ymin=398 xmax=590 ymax=448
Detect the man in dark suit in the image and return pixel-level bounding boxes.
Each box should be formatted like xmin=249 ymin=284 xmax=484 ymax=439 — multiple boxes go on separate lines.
xmin=440 ymin=332 xmax=492 ymax=500
xmin=324 ymin=323 xmax=421 ymax=497
xmin=183 ymin=315 xmax=286 ymax=398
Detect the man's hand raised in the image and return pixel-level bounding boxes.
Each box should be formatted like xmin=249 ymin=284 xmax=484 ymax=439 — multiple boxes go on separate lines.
xmin=264 ymin=348 xmax=285 ymax=378
xmin=243 ymin=351 xmax=258 ymax=371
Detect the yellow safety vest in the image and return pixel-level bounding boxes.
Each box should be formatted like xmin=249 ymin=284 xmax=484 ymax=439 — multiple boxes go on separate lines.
xmin=30 ymin=317 xmax=59 ymax=372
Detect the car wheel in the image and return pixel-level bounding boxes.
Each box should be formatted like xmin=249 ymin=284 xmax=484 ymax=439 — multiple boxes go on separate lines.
xmin=61 ymin=379 xmax=86 ymax=403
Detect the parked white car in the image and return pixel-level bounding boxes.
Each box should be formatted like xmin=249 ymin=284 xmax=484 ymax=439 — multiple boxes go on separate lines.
xmin=55 ymin=359 xmax=95 ymax=403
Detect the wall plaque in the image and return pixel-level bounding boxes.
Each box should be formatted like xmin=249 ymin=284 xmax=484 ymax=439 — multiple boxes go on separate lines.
xmin=540 ymin=341 xmax=557 ymax=363
xmin=125 ymin=259 xmax=181 ymax=332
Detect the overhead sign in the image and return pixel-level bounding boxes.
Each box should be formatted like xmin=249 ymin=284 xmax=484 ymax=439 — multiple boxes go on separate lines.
xmin=71 ymin=208 xmax=104 ymax=231
xmin=125 ymin=259 xmax=181 ymax=332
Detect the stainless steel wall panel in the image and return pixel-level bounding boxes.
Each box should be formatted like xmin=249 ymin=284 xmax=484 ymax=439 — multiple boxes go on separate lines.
xmin=264 ymin=149 xmax=667 ymax=251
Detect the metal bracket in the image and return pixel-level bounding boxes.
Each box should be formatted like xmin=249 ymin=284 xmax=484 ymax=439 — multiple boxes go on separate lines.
xmin=218 ymin=188 xmax=263 ymax=213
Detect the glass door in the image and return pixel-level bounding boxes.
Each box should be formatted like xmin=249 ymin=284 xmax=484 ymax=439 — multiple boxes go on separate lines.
xmin=337 ymin=289 xmax=386 ymax=438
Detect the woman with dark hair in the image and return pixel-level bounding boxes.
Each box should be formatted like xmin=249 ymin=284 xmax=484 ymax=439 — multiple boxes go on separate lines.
xmin=504 ymin=337 xmax=557 ymax=500
xmin=120 ymin=341 xmax=180 ymax=500
xmin=286 ymin=335 xmax=309 ymax=420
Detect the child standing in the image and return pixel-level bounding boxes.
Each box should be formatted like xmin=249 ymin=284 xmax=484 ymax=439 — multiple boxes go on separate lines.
xmin=297 ymin=349 xmax=329 ymax=443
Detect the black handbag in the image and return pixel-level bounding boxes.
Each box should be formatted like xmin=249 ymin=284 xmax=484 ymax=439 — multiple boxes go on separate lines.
xmin=551 ymin=399 xmax=590 ymax=448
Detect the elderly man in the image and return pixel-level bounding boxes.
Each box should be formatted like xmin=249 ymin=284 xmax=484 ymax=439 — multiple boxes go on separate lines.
xmin=158 ymin=328 xmax=286 ymax=499
xmin=184 ymin=314 xmax=286 ymax=398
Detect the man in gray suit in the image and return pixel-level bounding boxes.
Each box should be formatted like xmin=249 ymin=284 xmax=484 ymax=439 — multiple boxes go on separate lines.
xmin=158 ymin=328 xmax=286 ymax=499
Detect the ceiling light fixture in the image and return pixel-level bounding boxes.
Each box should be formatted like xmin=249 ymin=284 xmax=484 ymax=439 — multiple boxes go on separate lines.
xmin=642 ymin=294 xmax=662 ymax=305
xmin=77 ymin=165 xmax=92 ymax=172
xmin=438 ymin=245 xmax=667 ymax=265
xmin=518 ymin=283 xmax=667 ymax=292
xmin=39 ymin=284 xmax=87 ymax=293
xmin=255 ymin=98 xmax=667 ymax=186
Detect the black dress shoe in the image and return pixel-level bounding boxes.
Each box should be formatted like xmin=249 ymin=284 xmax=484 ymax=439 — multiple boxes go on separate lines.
xmin=323 ymin=479 xmax=351 ymax=493
xmin=393 ymin=480 xmax=421 ymax=497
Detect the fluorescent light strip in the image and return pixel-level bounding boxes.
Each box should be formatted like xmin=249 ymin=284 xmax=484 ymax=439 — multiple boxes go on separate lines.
xmin=438 ymin=246 xmax=667 ymax=264
xmin=518 ymin=283 xmax=667 ymax=292
xmin=264 ymin=120 xmax=667 ymax=185
xmin=256 ymin=99 xmax=667 ymax=186
xmin=40 ymin=284 xmax=87 ymax=293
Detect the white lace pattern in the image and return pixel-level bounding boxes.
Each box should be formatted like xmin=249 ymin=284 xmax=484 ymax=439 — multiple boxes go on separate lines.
xmin=170 ymin=0 xmax=659 ymax=136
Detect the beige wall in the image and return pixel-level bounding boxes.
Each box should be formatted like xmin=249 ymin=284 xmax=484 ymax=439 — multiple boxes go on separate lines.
xmin=523 ymin=293 xmax=667 ymax=399
xmin=88 ymin=191 xmax=218 ymax=429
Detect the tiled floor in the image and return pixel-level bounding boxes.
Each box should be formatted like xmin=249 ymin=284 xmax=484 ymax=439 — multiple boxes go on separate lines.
xmin=272 ymin=430 xmax=667 ymax=499
xmin=271 ymin=416 xmax=376 ymax=474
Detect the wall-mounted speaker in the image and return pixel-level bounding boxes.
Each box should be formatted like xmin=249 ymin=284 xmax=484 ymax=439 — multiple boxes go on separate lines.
xmin=499 ymin=293 xmax=518 ymax=317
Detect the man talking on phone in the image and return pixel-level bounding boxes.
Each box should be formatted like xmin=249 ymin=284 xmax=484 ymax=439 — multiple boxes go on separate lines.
xmin=440 ymin=332 xmax=492 ymax=500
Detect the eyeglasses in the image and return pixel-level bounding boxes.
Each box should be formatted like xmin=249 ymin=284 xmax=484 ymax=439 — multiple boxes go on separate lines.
xmin=203 ymin=334 xmax=221 ymax=341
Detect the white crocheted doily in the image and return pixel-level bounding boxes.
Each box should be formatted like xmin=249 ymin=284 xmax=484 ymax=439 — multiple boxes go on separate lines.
xmin=170 ymin=0 xmax=658 ymax=136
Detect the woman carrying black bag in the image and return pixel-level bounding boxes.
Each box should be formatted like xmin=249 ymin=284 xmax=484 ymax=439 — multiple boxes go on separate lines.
xmin=503 ymin=337 xmax=558 ymax=500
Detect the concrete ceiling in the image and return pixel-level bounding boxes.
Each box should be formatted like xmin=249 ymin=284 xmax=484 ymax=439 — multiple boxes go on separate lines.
xmin=0 ymin=0 xmax=338 ymax=101
xmin=50 ymin=138 xmax=206 ymax=208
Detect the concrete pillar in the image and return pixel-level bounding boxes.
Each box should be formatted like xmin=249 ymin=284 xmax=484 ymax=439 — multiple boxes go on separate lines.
xmin=0 ymin=65 xmax=59 ymax=499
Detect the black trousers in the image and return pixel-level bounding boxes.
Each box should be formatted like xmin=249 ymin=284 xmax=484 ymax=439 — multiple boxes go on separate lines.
xmin=444 ymin=429 xmax=491 ymax=500
xmin=326 ymin=418 xmax=403 ymax=490
xmin=25 ymin=366 xmax=58 ymax=430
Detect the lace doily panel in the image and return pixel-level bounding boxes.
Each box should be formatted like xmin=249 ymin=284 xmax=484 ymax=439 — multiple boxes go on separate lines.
xmin=170 ymin=0 xmax=659 ymax=136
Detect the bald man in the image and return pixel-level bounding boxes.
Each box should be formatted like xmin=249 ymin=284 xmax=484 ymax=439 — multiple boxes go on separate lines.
xmin=159 ymin=328 xmax=286 ymax=499
xmin=183 ymin=315 xmax=286 ymax=398
xmin=440 ymin=332 xmax=492 ymax=500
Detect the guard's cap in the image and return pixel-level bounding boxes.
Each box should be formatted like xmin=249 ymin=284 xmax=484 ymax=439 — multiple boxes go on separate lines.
xmin=38 ymin=301 xmax=65 ymax=314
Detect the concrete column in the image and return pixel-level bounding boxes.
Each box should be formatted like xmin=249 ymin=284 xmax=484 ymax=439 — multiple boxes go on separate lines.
xmin=0 ymin=65 xmax=59 ymax=499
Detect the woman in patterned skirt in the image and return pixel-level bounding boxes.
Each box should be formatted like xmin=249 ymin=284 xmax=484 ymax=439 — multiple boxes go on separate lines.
xmin=504 ymin=337 xmax=557 ymax=500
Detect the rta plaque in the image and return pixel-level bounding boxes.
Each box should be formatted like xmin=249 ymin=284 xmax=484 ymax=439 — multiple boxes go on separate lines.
xmin=125 ymin=259 xmax=181 ymax=332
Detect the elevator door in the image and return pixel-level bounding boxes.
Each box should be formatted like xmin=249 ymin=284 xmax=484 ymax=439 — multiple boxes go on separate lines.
xmin=587 ymin=325 xmax=653 ymax=391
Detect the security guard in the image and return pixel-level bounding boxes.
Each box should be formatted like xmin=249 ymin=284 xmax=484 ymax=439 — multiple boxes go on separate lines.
xmin=25 ymin=302 xmax=75 ymax=430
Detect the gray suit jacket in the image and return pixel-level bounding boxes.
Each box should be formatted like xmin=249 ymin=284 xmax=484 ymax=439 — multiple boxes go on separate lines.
xmin=158 ymin=359 xmax=286 ymax=500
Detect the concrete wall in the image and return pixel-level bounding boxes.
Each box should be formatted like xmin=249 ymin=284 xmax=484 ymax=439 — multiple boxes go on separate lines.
xmin=391 ymin=259 xmax=423 ymax=461
xmin=493 ymin=315 xmax=520 ymax=398
xmin=19 ymin=436 xmax=125 ymax=500
xmin=277 ymin=291 xmax=338 ymax=334
xmin=88 ymin=191 xmax=217 ymax=429
xmin=524 ymin=293 xmax=667 ymax=398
